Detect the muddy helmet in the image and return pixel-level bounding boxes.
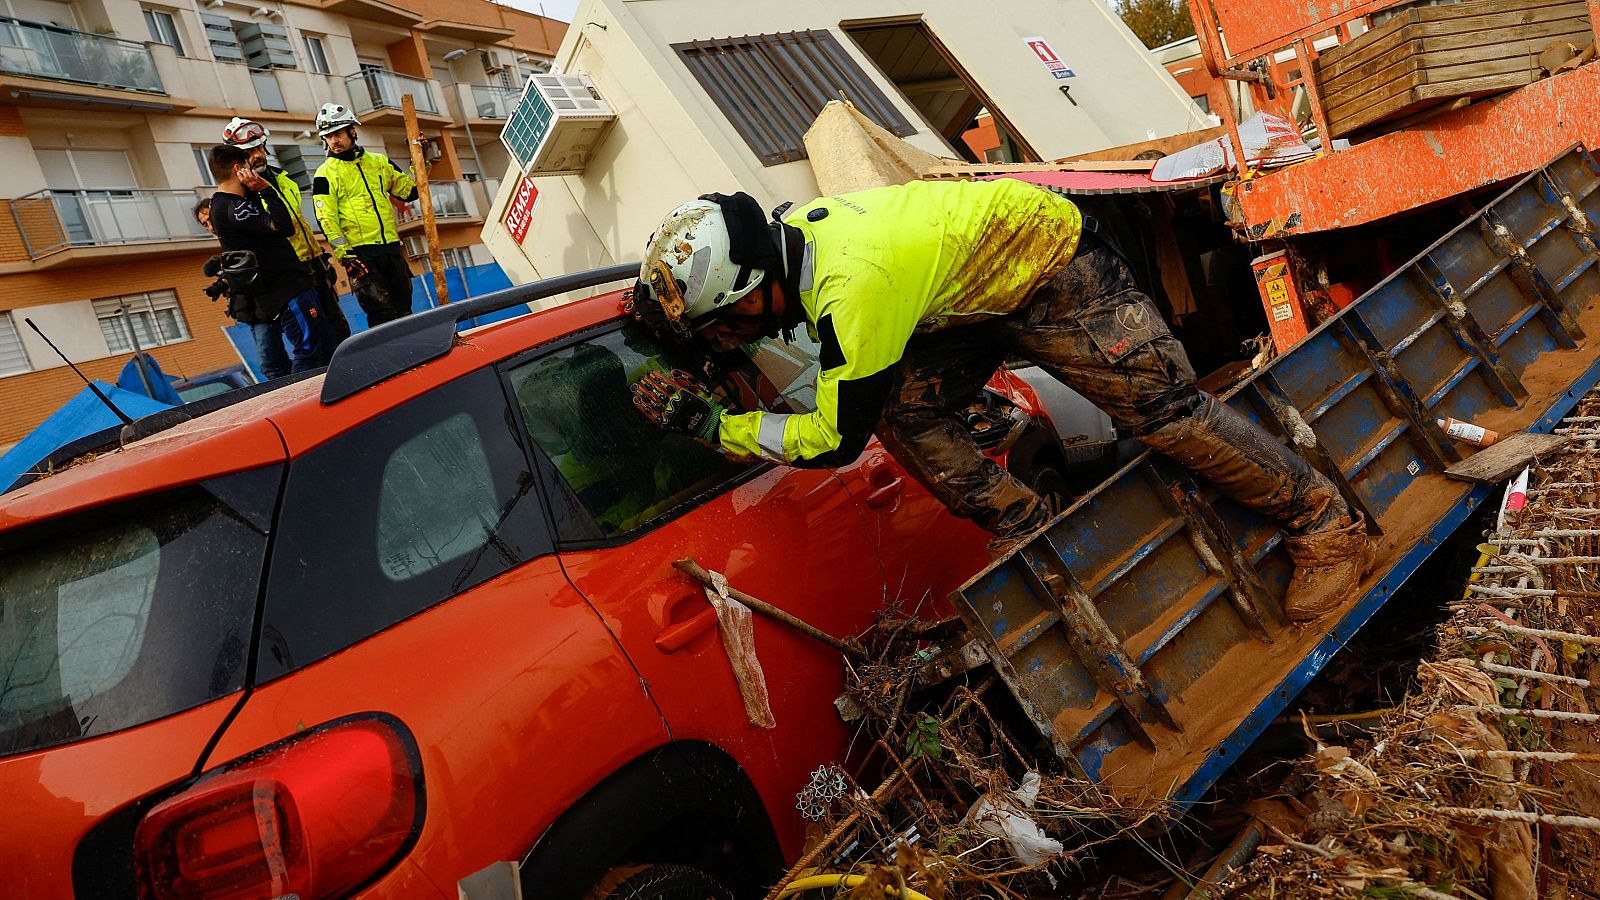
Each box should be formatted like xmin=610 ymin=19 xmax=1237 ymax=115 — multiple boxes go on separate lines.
xmin=638 ymin=199 xmax=766 ymax=338
xmin=222 ymin=116 xmax=269 ymax=150
xmin=315 ymin=103 xmax=359 ymax=137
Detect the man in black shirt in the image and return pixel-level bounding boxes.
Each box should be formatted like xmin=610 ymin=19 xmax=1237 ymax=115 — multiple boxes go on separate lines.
xmin=208 ymin=144 xmax=334 ymax=376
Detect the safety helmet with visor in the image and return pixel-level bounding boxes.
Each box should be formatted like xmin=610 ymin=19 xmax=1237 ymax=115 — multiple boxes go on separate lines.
xmin=315 ymin=103 xmax=360 ymax=138
xmin=637 ymin=198 xmax=767 ymax=341
xmin=222 ymin=117 xmax=269 ymax=150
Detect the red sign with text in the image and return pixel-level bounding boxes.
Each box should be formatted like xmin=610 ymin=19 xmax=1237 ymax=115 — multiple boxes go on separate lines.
xmin=1024 ymin=36 xmax=1075 ymax=79
xmin=504 ymin=178 xmax=539 ymax=244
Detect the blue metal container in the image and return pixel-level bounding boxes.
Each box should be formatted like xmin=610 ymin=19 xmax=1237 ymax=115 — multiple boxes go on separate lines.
xmin=956 ymin=147 xmax=1600 ymax=813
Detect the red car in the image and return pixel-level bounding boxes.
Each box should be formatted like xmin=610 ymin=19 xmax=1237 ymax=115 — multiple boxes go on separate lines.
xmin=0 ymin=264 xmax=1073 ymax=899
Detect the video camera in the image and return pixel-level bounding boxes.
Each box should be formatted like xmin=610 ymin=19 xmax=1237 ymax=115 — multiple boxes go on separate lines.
xmin=201 ymin=250 xmax=260 ymax=301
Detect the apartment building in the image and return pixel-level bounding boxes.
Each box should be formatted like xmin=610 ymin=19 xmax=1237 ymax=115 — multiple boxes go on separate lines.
xmin=0 ymin=0 xmax=565 ymax=448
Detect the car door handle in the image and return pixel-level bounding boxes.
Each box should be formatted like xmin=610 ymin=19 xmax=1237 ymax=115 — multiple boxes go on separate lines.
xmin=655 ymin=598 xmax=718 ymax=654
xmin=864 ymin=474 xmax=905 ymax=509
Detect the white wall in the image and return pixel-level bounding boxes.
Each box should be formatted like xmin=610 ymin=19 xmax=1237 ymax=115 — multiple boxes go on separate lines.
xmin=14 ymin=300 xmax=111 ymax=371
xmin=483 ymin=0 xmax=1208 ymax=290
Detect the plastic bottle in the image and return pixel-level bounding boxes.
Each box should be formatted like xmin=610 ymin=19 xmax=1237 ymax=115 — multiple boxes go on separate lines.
xmin=1437 ymin=417 xmax=1500 ymax=447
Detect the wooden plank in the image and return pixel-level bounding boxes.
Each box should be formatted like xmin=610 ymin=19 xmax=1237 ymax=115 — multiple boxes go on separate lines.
xmin=1057 ymin=126 xmax=1229 ymax=163
xmin=924 ymin=160 xmax=1157 ymax=176
xmin=1317 ymin=18 xmax=1589 ymax=87
xmin=1325 ymin=52 xmax=1548 ymax=117
xmin=1444 ymin=431 xmax=1572 ymax=483
xmin=1317 ymin=2 xmax=1587 ymax=75
xmin=1331 ymin=69 xmax=1539 ymax=136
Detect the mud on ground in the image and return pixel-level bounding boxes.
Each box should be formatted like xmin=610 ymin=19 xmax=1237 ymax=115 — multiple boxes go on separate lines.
xmin=1209 ymin=395 xmax=1600 ymax=899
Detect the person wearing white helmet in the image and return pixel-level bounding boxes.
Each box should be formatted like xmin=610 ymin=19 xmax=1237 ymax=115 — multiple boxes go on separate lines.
xmin=629 ymin=182 xmax=1374 ymax=622
xmin=221 ymin=116 xmax=350 ymax=345
xmin=309 ymin=102 xmax=418 ymax=327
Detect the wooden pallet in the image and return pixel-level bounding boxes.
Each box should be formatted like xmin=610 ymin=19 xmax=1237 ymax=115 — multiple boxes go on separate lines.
xmin=1313 ymin=0 xmax=1593 ymax=138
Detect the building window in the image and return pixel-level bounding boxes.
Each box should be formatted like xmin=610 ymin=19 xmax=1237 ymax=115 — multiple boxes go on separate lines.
xmin=192 ymin=146 xmax=215 ymax=186
xmin=143 ymin=8 xmax=185 ymax=56
xmin=0 ymin=312 xmax=32 ymax=376
xmin=673 ymin=29 xmax=915 ymax=166
xmin=93 ymin=291 xmax=191 ymax=354
xmin=303 ymin=34 xmax=330 ymax=74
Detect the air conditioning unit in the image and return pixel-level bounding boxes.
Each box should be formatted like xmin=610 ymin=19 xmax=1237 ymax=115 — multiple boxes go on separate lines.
xmin=499 ymin=74 xmax=616 ymax=176
xmin=401 ymin=235 xmax=428 ymax=259
xmin=479 ymin=48 xmax=508 ymax=72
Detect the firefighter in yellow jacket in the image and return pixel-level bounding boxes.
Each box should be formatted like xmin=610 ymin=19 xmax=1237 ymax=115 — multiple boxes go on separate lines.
xmin=310 ymin=103 xmax=417 ymax=327
xmin=629 ymin=180 xmax=1374 ymax=622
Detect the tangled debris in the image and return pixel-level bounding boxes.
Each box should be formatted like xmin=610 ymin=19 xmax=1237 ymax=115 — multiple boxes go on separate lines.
xmin=1215 ymin=396 xmax=1600 ymax=899
xmin=766 ymin=612 xmax=1165 ymax=899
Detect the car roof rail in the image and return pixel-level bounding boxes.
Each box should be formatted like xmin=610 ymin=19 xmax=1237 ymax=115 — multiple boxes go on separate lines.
xmin=320 ymin=262 xmax=639 ymax=404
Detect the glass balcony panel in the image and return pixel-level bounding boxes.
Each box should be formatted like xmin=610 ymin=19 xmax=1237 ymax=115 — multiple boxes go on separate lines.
xmin=12 ymin=189 xmax=209 ymax=258
xmin=465 ymin=83 xmax=520 ymax=119
xmin=346 ymin=68 xmax=438 ymax=116
xmin=399 ymin=181 xmax=473 ymax=224
xmin=0 ymin=16 xmax=164 ymax=93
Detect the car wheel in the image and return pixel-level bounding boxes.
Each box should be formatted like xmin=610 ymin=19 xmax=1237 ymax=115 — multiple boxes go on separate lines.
xmin=1028 ymin=464 xmax=1073 ymax=510
xmin=594 ymin=863 xmax=735 ymax=900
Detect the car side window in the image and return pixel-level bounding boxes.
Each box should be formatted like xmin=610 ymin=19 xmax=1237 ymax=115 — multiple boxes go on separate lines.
xmin=257 ymin=369 xmax=550 ymax=681
xmin=506 ymin=327 xmax=752 ymax=540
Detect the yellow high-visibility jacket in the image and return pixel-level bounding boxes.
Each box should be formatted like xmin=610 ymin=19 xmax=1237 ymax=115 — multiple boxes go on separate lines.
xmin=311 ymin=148 xmax=417 ymax=259
xmin=718 ymin=178 xmax=1082 ymax=468
xmin=259 ymin=167 xmax=318 ymax=263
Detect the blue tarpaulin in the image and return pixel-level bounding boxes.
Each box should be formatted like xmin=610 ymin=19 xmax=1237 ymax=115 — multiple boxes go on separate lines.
xmin=0 ymin=381 xmax=172 ymax=492
xmin=116 ymin=354 xmax=184 ymax=406
xmin=227 ymin=263 xmax=520 ymax=382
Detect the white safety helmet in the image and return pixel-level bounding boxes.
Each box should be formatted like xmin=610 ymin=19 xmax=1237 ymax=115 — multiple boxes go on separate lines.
xmin=222 ymin=116 xmax=269 ymax=150
xmin=315 ymin=102 xmax=360 ymax=137
xmin=639 ymin=199 xmax=765 ymax=336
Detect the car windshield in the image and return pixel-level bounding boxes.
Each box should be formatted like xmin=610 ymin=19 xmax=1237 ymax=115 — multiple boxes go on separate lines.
xmin=0 ymin=469 xmax=276 ymax=757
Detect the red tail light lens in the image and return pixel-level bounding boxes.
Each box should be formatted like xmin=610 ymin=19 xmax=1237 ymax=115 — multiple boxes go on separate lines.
xmin=134 ymin=715 xmax=423 ymax=900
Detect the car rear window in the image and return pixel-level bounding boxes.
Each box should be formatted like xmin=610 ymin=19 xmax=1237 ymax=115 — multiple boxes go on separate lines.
xmin=0 ymin=468 xmax=278 ymax=757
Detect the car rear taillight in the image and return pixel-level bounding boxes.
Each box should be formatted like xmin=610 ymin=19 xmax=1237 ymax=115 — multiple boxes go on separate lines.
xmin=134 ymin=715 xmax=423 ymax=900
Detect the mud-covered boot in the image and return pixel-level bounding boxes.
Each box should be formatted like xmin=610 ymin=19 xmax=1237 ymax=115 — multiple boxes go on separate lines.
xmin=1282 ymin=512 xmax=1376 ymax=622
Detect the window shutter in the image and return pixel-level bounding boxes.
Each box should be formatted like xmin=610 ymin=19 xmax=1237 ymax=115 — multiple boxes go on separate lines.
xmin=36 ymin=149 xmax=76 ymax=189
xmin=0 ymin=312 xmax=31 ymax=376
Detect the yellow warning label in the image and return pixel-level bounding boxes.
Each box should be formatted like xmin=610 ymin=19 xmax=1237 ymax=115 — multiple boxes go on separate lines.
xmin=1265 ymin=277 xmax=1290 ymax=305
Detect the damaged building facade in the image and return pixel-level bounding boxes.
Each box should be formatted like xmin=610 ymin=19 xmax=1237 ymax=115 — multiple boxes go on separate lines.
xmin=478 ymin=0 xmax=1211 ymax=288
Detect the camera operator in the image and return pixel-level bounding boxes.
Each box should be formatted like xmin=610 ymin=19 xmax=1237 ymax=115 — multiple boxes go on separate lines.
xmin=222 ymin=117 xmax=351 ymax=344
xmin=207 ymin=144 xmax=335 ymax=376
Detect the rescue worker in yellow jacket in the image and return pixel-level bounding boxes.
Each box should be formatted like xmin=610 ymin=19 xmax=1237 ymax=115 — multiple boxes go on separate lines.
xmin=629 ymin=181 xmax=1374 ymax=622
xmin=310 ymin=103 xmax=417 ymax=327
xmin=221 ymin=117 xmax=351 ymax=345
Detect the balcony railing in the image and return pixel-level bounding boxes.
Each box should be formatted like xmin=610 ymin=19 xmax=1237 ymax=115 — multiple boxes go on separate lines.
xmin=399 ymin=180 xmax=475 ymax=224
xmin=457 ymin=83 xmax=520 ymax=120
xmin=346 ymin=68 xmax=438 ymax=116
xmin=0 ymin=16 xmax=164 ymax=94
xmin=11 ymin=188 xmax=208 ymax=258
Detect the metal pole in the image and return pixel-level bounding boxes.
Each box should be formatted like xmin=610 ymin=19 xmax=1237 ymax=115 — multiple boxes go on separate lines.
xmin=402 ymin=93 xmax=450 ymax=305
xmin=118 ymin=304 xmax=156 ymax=397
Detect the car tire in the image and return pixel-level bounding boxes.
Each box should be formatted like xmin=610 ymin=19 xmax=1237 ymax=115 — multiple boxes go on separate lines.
xmin=596 ymin=864 xmax=735 ymax=900
xmin=1028 ymin=463 xmax=1073 ymax=510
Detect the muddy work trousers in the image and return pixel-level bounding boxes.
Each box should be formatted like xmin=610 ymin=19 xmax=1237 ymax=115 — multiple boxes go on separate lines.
xmin=878 ymin=233 xmax=1346 ymax=540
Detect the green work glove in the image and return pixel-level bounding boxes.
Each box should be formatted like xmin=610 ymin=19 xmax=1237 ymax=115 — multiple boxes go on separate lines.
xmin=631 ymin=369 xmax=724 ymax=444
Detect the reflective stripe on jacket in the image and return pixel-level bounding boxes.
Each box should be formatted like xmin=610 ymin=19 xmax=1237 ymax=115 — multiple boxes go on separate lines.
xmin=311 ymin=149 xmax=418 ymax=259
xmin=718 ymin=178 xmax=1083 ymax=467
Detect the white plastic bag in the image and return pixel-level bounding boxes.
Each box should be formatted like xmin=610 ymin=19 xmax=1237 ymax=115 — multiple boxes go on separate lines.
xmin=960 ymin=771 xmax=1063 ymax=866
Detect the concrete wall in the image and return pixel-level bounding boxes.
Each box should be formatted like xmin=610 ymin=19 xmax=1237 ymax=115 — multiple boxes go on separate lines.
xmin=482 ymin=0 xmax=1208 ymax=290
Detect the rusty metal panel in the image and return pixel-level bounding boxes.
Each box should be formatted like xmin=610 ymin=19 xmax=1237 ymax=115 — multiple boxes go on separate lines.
xmin=1208 ymin=0 xmax=1404 ymax=62
xmin=955 ymin=147 xmax=1600 ymax=815
xmin=1232 ymin=65 xmax=1600 ymax=239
